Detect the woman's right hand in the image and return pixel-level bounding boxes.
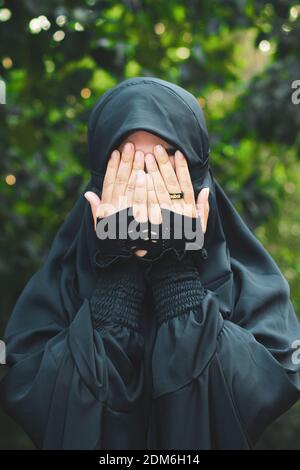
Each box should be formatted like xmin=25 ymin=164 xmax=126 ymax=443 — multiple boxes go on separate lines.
xmin=84 ymin=142 xmax=150 ymax=257
xmin=84 ymin=142 xmax=144 ymax=228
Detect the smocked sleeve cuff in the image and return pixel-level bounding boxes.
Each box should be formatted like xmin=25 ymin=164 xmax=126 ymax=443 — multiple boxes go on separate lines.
xmin=152 ymin=273 xmax=208 ymax=326
xmin=147 ymin=249 xmax=208 ymax=324
xmin=89 ymin=255 xmax=146 ymax=333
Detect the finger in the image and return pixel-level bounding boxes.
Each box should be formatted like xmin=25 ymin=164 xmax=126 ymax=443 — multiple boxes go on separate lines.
xmin=197 ymin=187 xmax=210 ymax=206
xmin=133 ymin=170 xmax=148 ymax=223
xmin=153 ymin=144 xmax=184 ymax=214
xmin=84 ymin=191 xmax=101 ymax=230
xmin=112 ymin=141 xmax=135 ymax=208
xmin=134 ymin=249 xmax=148 ymax=257
xmin=125 ymin=150 xmax=144 ymax=208
xmin=203 ymin=191 xmax=210 ymax=233
xmin=145 ymin=153 xmax=172 ymax=210
xmin=153 ymin=144 xmax=182 ymax=193
xmin=101 ymin=150 xmax=120 ymax=204
xmin=169 ymin=155 xmax=175 ymax=170
xmin=175 ymin=150 xmax=197 ymax=215
xmin=196 ymin=187 xmax=210 ymax=233
xmin=146 ymin=173 xmax=162 ymax=224
xmin=204 ymin=201 xmax=210 ymax=233
xmin=199 ymin=202 xmax=209 ymax=233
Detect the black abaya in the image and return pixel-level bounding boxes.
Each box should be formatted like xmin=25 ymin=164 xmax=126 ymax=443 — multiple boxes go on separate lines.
xmin=1 ymin=76 xmax=300 ymax=450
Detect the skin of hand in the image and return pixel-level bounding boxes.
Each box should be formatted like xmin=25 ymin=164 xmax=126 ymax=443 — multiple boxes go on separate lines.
xmin=84 ymin=136 xmax=209 ymax=257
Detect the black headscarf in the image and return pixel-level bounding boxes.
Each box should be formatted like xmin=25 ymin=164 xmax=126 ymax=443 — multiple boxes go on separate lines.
xmin=1 ymin=76 xmax=300 ymax=449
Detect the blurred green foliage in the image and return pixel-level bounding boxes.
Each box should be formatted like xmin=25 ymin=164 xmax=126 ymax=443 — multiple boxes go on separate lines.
xmin=0 ymin=0 xmax=300 ymax=449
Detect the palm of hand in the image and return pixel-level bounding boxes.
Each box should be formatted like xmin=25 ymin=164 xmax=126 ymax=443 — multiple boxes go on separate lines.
xmin=84 ymin=143 xmax=210 ymax=257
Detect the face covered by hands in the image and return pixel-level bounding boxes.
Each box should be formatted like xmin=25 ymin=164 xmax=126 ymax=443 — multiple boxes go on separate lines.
xmin=84 ymin=131 xmax=210 ymax=261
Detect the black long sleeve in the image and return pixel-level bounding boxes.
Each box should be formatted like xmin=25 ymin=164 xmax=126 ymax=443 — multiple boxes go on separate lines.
xmin=147 ymin=250 xmax=300 ymax=450
xmin=0 ymin=254 xmax=147 ymax=450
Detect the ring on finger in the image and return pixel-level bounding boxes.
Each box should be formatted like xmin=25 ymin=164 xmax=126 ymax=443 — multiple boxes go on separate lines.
xmin=169 ymin=192 xmax=184 ymax=200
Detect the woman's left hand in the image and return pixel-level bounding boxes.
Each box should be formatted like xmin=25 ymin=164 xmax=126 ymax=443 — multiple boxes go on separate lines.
xmin=145 ymin=145 xmax=210 ymax=234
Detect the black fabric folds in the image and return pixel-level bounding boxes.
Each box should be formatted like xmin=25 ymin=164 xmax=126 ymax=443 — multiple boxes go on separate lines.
xmin=0 ymin=76 xmax=300 ymax=450
xmin=95 ymin=205 xmax=204 ymax=262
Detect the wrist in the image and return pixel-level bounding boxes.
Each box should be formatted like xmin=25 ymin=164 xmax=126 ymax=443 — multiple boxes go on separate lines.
xmin=153 ymin=274 xmax=208 ymax=326
xmin=148 ymin=248 xmax=199 ymax=283
xmin=90 ymin=256 xmax=146 ymax=332
xmin=148 ymin=249 xmax=208 ymax=325
xmin=95 ymin=206 xmax=149 ymax=261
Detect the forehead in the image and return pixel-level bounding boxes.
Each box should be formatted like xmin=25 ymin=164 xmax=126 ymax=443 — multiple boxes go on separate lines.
xmin=117 ymin=130 xmax=172 ymax=150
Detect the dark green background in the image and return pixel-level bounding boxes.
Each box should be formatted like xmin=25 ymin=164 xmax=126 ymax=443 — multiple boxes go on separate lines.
xmin=1 ymin=0 xmax=300 ymax=449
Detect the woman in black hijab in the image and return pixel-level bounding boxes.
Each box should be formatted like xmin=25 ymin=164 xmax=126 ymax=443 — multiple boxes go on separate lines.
xmin=1 ymin=76 xmax=300 ymax=450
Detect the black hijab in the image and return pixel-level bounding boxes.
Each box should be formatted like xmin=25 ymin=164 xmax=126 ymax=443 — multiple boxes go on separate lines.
xmin=1 ymin=76 xmax=300 ymax=449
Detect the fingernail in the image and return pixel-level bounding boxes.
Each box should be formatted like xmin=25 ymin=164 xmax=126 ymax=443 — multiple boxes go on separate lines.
xmin=204 ymin=187 xmax=210 ymax=197
xmin=124 ymin=142 xmax=133 ymax=153
xmin=175 ymin=150 xmax=184 ymax=159
xmin=146 ymin=153 xmax=155 ymax=163
xmin=155 ymin=144 xmax=163 ymax=155
xmin=84 ymin=191 xmax=98 ymax=204
xmin=111 ymin=150 xmax=119 ymax=160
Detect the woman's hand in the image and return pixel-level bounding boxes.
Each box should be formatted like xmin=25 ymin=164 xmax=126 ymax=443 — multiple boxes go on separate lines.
xmin=84 ymin=143 xmax=150 ymax=257
xmin=84 ymin=143 xmax=210 ymax=258
xmin=145 ymin=145 xmax=210 ymax=233
xmin=84 ymin=142 xmax=145 ymax=231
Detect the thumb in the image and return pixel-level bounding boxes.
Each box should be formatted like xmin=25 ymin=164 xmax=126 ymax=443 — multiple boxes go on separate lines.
xmin=196 ymin=187 xmax=210 ymax=233
xmin=197 ymin=187 xmax=209 ymax=205
xmin=84 ymin=191 xmax=101 ymax=230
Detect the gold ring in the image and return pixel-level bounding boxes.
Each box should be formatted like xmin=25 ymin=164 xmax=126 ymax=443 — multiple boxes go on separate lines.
xmin=169 ymin=192 xmax=184 ymax=199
